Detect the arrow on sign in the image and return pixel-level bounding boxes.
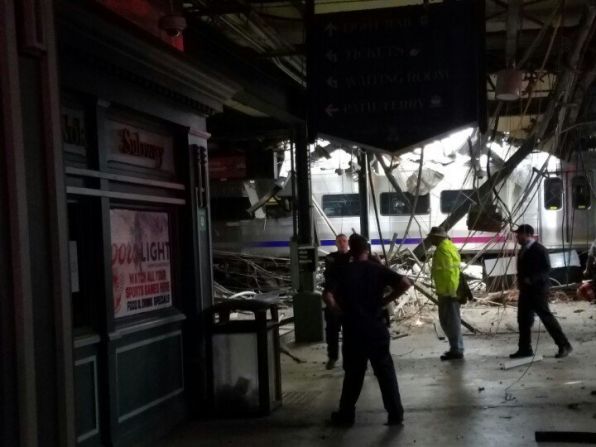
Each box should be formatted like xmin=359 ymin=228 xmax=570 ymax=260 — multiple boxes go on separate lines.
xmin=325 ymin=50 xmax=338 ymax=62
xmin=325 ymin=22 xmax=338 ymax=37
xmin=326 ymin=77 xmax=338 ymax=88
xmin=325 ymin=104 xmax=339 ymax=117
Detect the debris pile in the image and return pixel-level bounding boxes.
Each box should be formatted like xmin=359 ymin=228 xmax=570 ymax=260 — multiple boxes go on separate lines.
xmin=212 ymin=248 xmax=588 ymax=327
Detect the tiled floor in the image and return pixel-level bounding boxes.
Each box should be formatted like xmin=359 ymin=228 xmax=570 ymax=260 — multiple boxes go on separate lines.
xmin=159 ymin=302 xmax=596 ymax=447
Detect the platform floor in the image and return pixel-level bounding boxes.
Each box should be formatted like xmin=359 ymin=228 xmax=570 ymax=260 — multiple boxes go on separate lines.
xmin=159 ymin=302 xmax=596 ymax=447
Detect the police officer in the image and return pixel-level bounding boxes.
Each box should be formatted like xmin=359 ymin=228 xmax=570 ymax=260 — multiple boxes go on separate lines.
xmin=323 ymin=234 xmax=350 ymax=369
xmin=323 ymin=234 xmax=412 ymax=426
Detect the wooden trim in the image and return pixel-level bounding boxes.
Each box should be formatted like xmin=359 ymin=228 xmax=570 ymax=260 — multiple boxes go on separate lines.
xmin=18 ymin=0 xmax=47 ymax=54
xmin=118 ymin=389 xmax=183 ymax=423
xmin=73 ymin=356 xmax=100 ymax=443
xmin=0 ymin=0 xmax=39 ymax=444
xmin=115 ymin=330 xmax=182 ymax=354
xmin=189 ymin=128 xmax=211 ymax=139
xmin=114 ymin=331 xmax=184 ymax=422
xmin=40 ymin=0 xmax=77 ymax=442
xmin=65 ymin=167 xmax=185 ymax=191
xmin=57 ymin=2 xmax=239 ymax=114
xmin=73 ymin=334 xmax=101 ymax=349
xmin=66 ymin=186 xmax=186 ymax=205
xmin=108 ymin=312 xmax=186 ymax=340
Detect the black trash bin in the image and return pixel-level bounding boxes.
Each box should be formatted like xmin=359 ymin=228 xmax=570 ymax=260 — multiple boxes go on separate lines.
xmin=207 ymin=299 xmax=282 ymax=416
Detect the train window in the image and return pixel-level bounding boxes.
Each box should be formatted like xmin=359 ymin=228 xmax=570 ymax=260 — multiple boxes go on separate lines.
xmin=210 ymin=197 xmax=254 ymax=221
xmin=380 ymin=192 xmax=430 ymax=215
xmin=544 ymin=177 xmax=563 ymax=210
xmin=440 ymin=189 xmax=475 ymax=214
xmin=322 ymin=194 xmax=360 ymax=217
xmin=572 ymin=176 xmax=591 ymax=209
xmin=264 ymin=196 xmax=293 ymax=219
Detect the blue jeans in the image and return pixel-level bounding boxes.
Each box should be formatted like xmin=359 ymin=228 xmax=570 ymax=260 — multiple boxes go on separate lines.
xmin=438 ymin=296 xmax=464 ymax=354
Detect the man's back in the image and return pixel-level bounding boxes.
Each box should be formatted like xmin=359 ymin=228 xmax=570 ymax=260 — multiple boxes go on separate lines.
xmin=336 ymin=260 xmax=402 ymax=339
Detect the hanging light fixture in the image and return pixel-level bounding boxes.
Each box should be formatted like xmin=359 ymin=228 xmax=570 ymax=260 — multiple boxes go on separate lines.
xmin=495 ymin=68 xmax=523 ymax=101
xmin=159 ymin=0 xmax=187 ymax=37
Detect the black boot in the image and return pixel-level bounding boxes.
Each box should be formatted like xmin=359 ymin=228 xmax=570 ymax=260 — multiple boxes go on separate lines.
xmin=555 ymin=344 xmax=573 ymax=358
xmin=440 ymin=351 xmax=464 ymax=361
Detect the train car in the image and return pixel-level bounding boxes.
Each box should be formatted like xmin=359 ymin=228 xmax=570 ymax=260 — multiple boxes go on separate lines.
xmin=209 ymin=139 xmax=596 ymax=262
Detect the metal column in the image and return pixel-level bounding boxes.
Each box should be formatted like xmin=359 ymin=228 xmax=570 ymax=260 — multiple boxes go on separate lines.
xmin=292 ymin=125 xmax=322 ymax=343
xmin=358 ymin=151 xmax=369 ymax=238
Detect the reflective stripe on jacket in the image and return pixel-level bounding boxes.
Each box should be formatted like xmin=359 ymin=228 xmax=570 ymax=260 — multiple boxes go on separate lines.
xmin=431 ymin=239 xmax=460 ymax=297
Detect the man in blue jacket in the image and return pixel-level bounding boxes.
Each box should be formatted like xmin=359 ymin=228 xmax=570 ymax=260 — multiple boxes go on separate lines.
xmin=511 ymin=224 xmax=573 ymax=359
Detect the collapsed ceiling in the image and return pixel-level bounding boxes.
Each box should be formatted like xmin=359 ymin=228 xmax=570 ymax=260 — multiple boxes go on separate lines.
xmin=182 ymin=0 xmax=596 ymax=155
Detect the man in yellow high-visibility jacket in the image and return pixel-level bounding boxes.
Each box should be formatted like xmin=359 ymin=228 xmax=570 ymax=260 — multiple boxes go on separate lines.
xmin=428 ymin=226 xmax=463 ymax=360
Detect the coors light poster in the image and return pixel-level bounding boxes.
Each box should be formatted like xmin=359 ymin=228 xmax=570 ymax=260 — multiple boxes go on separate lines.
xmin=111 ymin=209 xmax=172 ymax=318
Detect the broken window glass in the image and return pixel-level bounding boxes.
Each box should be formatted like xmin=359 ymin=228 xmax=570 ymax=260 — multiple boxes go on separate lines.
xmin=380 ymin=192 xmax=430 ymax=215
xmin=440 ymin=189 xmax=475 ymax=214
xmin=264 ymin=196 xmax=293 ymax=219
xmin=322 ymin=193 xmax=361 ymax=217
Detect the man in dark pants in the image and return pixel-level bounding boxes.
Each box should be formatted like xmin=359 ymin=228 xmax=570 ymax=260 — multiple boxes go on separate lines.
xmin=510 ymin=224 xmax=573 ymax=359
xmin=323 ymin=233 xmax=350 ymax=370
xmin=323 ymin=234 xmax=412 ymax=426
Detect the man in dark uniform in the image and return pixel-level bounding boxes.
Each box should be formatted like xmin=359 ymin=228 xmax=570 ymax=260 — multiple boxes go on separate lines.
xmin=510 ymin=224 xmax=573 ymax=359
xmin=323 ymin=233 xmax=350 ymax=370
xmin=323 ymin=234 xmax=412 ymax=426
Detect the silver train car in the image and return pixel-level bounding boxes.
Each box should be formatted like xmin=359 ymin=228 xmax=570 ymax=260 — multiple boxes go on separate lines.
xmin=210 ymin=149 xmax=596 ymax=261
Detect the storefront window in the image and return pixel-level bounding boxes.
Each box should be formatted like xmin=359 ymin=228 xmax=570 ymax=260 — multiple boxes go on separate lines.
xmin=110 ymin=209 xmax=173 ymax=318
xmin=68 ymin=202 xmax=93 ymax=329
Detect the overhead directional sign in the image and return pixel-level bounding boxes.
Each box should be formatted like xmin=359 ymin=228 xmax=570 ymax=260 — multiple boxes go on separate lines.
xmin=308 ymin=0 xmax=486 ymax=153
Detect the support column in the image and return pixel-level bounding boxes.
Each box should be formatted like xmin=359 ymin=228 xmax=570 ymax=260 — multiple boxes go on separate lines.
xmin=296 ymin=126 xmax=313 ymax=250
xmin=184 ymin=140 xmax=214 ymax=417
xmin=0 ymin=0 xmax=75 ymax=445
xmin=0 ymin=1 xmax=38 ymax=445
xmin=294 ymin=124 xmax=316 ymax=293
xmin=292 ymin=125 xmax=322 ymax=342
xmin=358 ymin=151 xmax=369 ymax=238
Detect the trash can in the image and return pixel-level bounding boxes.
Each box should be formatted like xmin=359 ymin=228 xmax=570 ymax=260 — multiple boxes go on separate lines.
xmin=207 ymin=299 xmax=282 ymax=416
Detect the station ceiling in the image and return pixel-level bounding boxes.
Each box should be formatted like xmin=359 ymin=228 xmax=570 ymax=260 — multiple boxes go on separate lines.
xmin=182 ymin=0 xmax=594 ymax=147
